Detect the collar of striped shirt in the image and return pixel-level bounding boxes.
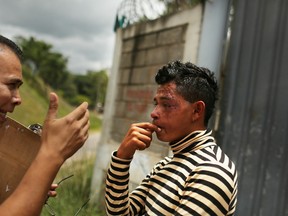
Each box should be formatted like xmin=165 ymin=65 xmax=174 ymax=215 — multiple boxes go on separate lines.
xmin=170 ymin=129 xmax=216 ymax=154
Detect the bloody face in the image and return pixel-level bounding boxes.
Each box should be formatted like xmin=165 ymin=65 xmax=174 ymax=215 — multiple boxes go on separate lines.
xmin=150 ymin=82 xmax=196 ymax=143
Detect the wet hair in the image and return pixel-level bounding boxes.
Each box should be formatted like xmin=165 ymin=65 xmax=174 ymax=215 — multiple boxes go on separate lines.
xmin=0 ymin=35 xmax=23 ymax=61
xmin=155 ymin=60 xmax=218 ymax=126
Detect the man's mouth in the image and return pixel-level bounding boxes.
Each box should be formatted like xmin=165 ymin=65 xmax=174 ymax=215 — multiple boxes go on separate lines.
xmin=154 ymin=125 xmax=163 ymax=133
xmin=151 ymin=120 xmax=163 ymax=133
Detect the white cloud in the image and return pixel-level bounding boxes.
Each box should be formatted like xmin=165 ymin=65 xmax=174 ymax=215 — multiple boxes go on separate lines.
xmin=0 ymin=0 xmax=120 ymax=74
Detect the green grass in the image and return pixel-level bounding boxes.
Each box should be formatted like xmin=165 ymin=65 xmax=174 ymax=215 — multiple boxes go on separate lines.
xmin=41 ymin=155 xmax=105 ymax=216
xmin=89 ymin=112 xmax=102 ymax=132
xmin=8 ymin=77 xmax=102 ymax=131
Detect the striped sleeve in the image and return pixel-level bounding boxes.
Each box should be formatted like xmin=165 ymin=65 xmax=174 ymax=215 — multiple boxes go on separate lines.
xmin=174 ymin=162 xmax=238 ymax=216
xmin=105 ymin=151 xmax=132 ymax=216
xmin=105 ymin=151 xmax=171 ymax=216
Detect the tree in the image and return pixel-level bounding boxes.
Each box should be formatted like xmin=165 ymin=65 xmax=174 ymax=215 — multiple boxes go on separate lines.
xmin=73 ymin=70 xmax=108 ymax=110
xmin=15 ymin=36 xmax=109 ymax=110
xmin=16 ymin=36 xmax=69 ymax=90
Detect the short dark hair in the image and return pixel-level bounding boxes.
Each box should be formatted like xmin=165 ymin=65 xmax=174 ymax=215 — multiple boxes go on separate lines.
xmin=0 ymin=35 xmax=23 ymax=61
xmin=155 ymin=60 xmax=218 ymax=126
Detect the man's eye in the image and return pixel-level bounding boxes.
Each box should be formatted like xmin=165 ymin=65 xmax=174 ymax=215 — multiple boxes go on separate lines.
xmin=8 ymin=83 xmax=16 ymax=88
xmin=8 ymin=83 xmax=20 ymax=89
xmin=162 ymin=103 xmax=172 ymax=108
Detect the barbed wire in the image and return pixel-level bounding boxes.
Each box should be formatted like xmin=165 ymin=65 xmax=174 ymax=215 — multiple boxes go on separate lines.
xmin=114 ymin=0 xmax=166 ymax=30
xmin=114 ymin=0 xmax=203 ymax=30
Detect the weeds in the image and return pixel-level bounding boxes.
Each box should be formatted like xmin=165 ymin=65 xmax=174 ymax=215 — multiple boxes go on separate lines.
xmin=41 ymin=154 xmax=104 ymax=216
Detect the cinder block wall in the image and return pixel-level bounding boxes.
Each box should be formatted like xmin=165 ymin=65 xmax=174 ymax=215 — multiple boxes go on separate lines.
xmin=112 ymin=24 xmax=189 ymax=153
xmin=91 ymin=5 xmax=203 ymax=203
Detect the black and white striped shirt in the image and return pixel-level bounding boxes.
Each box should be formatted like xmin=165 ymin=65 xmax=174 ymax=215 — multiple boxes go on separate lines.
xmin=105 ymin=130 xmax=238 ymax=215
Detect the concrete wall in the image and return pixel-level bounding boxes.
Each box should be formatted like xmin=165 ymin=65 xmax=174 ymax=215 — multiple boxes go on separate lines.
xmin=91 ymin=5 xmax=203 ymax=203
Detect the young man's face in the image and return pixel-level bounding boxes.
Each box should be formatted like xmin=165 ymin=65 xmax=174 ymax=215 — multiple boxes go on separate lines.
xmin=0 ymin=46 xmax=23 ymax=123
xmin=151 ymin=82 xmax=201 ymax=143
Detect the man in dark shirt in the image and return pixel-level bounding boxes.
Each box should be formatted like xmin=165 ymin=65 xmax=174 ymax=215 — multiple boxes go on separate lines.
xmin=0 ymin=35 xmax=90 ymax=215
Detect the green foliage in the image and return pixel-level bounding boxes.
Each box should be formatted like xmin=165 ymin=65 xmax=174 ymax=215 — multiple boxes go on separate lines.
xmin=16 ymin=36 xmax=70 ymax=90
xmin=73 ymin=70 xmax=108 ymax=109
xmin=15 ymin=36 xmax=109 ymax=111
xmin=41 ymin=156 xmax=104 ymax=216
xmin=68 ymin=95 xmax=93 ymax=107
xmin=60 ymin=75 xmax=78 ymax=101
xmin=89 ymin=112 xmax=102 ymax=132
xmin=22 ymin=65 xmax=49 ymax=99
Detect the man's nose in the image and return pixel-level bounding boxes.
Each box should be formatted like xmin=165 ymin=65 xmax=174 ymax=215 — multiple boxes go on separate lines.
xmin=150 ymin=106 xmax=159 ymax=120
xmin=12 ymin=91 xmax=22 ymax=106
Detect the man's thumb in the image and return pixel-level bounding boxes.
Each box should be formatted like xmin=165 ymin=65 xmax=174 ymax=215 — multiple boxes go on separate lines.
xmin=46 ymin=92 xmax=59 ymax=120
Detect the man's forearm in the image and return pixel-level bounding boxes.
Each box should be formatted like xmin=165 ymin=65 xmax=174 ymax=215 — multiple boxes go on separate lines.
xmin=0 ymin=148 xmax=63 ymax=216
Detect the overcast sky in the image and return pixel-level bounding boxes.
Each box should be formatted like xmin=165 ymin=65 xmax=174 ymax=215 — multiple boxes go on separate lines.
xmin=0 ymin=0 xmax=120 ymax=74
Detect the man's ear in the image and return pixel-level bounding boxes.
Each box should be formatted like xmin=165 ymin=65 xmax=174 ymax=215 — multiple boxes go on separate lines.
xmin=191 ymin=101 xmax=205 ymax=122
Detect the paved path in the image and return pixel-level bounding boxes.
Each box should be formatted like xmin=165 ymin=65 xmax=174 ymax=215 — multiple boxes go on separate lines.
xmin=66 ymin=131 xmax=101 ymax=162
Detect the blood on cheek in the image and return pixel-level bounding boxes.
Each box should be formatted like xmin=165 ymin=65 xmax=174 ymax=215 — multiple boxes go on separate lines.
xmin=154 ymin=85 xmax=182 ymax=113
xmin=158 ymin=101 xmax=180 ymax=113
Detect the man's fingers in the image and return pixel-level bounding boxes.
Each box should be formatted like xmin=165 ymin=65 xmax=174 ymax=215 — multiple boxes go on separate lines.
xmin=67 ymin=101 xmax=89 ymax=121
xmin=134 ymin=122 xmax=160 ymax=133
xmin=50 ymin=183 xmax=58 ymax=190
xmin=46 ymin=92 xmax=59 ymax=121
xmin=82 ymin=109 xmax=90 ymax=126
xmin=48 ymin=190 xmax=57 ymax=197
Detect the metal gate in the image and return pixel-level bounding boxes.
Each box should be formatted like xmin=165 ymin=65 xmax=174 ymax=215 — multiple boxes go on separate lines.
xmin=216 ymin=0 xmax=288 ymax=215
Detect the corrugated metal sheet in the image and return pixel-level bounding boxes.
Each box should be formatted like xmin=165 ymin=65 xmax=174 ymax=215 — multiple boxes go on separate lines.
xmin=216 ymin=0 xmax=288 ymax=215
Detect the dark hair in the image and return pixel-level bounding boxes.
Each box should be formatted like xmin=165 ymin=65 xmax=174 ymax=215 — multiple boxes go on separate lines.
xmin=0 ymin=35 xmax=23 ymax=61
xmin=155 ymin=60 xmax=218 ymax=126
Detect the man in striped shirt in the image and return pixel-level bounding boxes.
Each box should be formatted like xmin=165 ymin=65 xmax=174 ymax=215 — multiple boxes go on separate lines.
xmin=105 ymin=60 xmax=238 ymax=215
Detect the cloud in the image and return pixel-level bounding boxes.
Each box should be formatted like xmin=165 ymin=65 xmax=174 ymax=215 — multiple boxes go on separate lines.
xmin=0 ymin=0 xmax=119 ymax=74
